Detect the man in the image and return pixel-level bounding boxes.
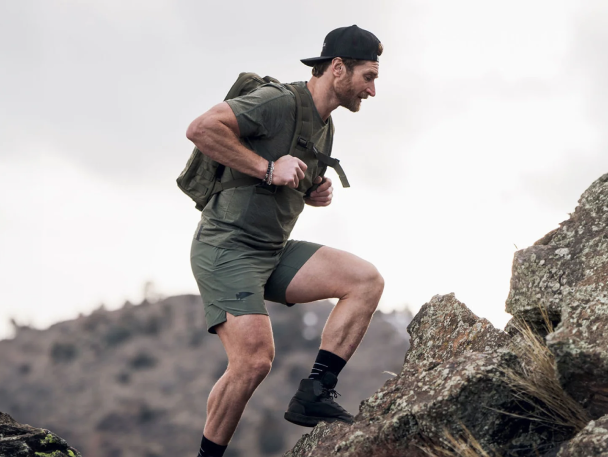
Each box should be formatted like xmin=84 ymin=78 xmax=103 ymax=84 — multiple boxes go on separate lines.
xmin=186 ymin=25 xmax=384 ymax=457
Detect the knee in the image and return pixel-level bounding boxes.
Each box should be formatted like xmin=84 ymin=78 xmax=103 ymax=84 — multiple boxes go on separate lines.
xmin=248 ymin=357 xmax=273 ymax=383
xmin=234 ymin=353 xmax=273 ymax=383
xmin=356 ymin=263 xmax=384 ymax=306
xmin=361 ymin=263 xmax=384 ymax=295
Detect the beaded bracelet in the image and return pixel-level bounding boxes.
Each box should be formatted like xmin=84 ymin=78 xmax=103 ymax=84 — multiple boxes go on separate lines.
xmin=264 ymin=161 xmax=275 ymax=185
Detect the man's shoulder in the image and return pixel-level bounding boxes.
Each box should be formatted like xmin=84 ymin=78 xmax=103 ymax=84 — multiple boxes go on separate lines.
xmin=226 ymin=82 xmax=296 ymax=116
xmin=241 ymin=81 xmax=295 ymax=103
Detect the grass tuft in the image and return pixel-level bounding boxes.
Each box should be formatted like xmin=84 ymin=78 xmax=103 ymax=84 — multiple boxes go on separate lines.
xmin=418 ymin=426 xmax=499 ymax=457
xmin=503 ymin=315 xmax=589 ymax=432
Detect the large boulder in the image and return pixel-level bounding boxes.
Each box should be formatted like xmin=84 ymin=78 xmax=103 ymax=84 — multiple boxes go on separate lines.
xmin=286 ymin=295 xmax=568 ymax=457
xmin=557 ymin=415 xmax=608 ymax=457
xmin=506 ymin=173 xmax=608 ymax=333
xmin=0 ymin=411 xmax=81 ymax=457
xmin=286 ymin=350 xmax=569 ymax=457
xmin=405 ymin=293 xmax=510 ymax=365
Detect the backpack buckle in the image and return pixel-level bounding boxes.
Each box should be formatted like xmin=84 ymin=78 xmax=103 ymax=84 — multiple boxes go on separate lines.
xmin=297 ymin=137 xmax=309 ymax=149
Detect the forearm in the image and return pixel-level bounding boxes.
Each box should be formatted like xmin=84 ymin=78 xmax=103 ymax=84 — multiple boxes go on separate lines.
xmin=186 ymin=103 xmax=306 ymax=188
xmin=186 ymin=109 xmax=268 ymax=180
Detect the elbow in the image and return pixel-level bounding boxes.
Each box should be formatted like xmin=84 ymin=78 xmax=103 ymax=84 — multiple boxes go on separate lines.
xmin=186 ymin=118 xmax=204 ymax=143
xmin=186 ymin=111 xmax=217 ymax=144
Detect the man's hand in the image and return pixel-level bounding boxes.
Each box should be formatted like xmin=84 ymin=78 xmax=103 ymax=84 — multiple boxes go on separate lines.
xmin=305 ymin=177 xmax=333 ymax=207
xmin=272 ymin=155 xmax=308 ymax=188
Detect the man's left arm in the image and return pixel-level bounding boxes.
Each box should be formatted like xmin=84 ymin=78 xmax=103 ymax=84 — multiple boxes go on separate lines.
xmin=305 ymin=177 xmax=333 ymax=207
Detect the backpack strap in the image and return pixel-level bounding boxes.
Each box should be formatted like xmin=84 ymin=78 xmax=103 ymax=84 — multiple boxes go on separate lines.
xmin=296 ymin=138 xmax=350 ymax=188
xmin=285 ymin=84 xmax=350 ymax=189
xmin=285 ymin=84 xmax=314 ymax=156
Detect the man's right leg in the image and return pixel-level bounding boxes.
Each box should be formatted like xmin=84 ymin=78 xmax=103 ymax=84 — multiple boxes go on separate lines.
xmin=202 ymin=313 xmax=275 ymax=447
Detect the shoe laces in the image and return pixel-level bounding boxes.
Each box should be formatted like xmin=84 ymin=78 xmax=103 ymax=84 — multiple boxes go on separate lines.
xmin=321 ymin=386 xmax=341 ymax=401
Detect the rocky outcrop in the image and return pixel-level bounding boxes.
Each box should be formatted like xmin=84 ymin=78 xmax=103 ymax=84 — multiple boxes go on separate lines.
xmin=405 ymin=293 xmax=510 ymax=365
xmin=557 ymin=415 xmax=608 ymax=457
xmin=506 ymin=173 xmax=608 ymax=333
xmin=287 ymin=175 xmax=608 ymax=457
xmin=0 ymin=412 xmax=81 ymax=457
xmin=287 ymin=294 xmax=571 ymax=457
xmin=504 ymin=173 xmax=608 ymax=419
xmin=287 ymin=350 xmax=557 ymax=457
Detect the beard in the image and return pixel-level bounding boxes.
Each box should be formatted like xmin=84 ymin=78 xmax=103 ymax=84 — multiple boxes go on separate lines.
xmin=335 ymin=74 xmax=366 ymax=112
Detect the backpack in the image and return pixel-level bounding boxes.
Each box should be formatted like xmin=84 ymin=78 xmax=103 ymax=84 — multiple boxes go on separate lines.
xmin=176 ymin=72 xmax=350 ymax=211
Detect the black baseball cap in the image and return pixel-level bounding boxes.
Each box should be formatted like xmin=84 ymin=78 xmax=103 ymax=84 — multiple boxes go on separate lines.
xmin=301 ymin=25 xmax=382 ymax=67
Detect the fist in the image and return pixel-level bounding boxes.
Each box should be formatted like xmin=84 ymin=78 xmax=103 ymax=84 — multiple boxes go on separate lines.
xmin=272 ymin=155 xmax=307 ymax=188
xmin=305 ymin=176 xmax=333 ymax=207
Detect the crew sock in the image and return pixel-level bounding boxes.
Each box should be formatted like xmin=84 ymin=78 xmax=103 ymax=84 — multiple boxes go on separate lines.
xmin=308 ymin=349 xmax=346 ymax=384
xmin=197 ymin=435 xmax=227 ymax=457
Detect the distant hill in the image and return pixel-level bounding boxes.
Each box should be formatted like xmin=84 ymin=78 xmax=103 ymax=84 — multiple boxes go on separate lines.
xmin=0 ymin=295 xmax=411 ymax=457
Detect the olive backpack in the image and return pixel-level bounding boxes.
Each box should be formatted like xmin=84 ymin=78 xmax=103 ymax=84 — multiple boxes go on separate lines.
xmin=176 ymin=72 xmax=349 ymax=211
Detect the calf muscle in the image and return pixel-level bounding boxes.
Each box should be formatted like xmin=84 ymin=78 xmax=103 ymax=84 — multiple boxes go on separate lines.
xmin=204 ymin=313 xmax=274 ymax=445
xmin=286 ymin=246 xmax=384 ymax=361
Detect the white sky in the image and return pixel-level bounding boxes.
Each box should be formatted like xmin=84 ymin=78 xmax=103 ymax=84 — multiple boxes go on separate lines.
xmin=1 ymin=0 xmax=607 ymax=339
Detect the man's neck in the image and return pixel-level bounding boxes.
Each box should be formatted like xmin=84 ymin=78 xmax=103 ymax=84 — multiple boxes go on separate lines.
xmin=306 ymin=77 xmax=339 ymax=122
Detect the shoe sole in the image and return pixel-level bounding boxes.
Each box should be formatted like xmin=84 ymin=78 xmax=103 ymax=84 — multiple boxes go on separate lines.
xmin=284 ymin=411 xmax=353 ymax=427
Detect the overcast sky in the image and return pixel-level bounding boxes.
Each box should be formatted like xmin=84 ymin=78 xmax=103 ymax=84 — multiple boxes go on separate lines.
xmin=1 ymin=0 xmax=607 ymax=340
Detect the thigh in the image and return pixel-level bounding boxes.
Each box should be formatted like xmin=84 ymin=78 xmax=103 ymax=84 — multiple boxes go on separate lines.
xmin=216 ymin=313 xmax=275 ymax=364
xmin=191 ymin=239 xmax=277 ymax=333
xmin=284 ymin=245 xmax=378 ymax=304
xmin=264 ymin=240 xmax=323 ymax=305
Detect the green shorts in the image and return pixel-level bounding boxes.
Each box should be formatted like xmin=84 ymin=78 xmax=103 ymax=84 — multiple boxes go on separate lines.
xmin=190 ymin=239 xmax=323 ymax=334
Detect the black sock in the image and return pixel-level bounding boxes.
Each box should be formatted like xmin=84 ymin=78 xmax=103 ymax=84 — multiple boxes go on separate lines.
xmin=309 ymin=349 xmax=346 ymax=382
xmin=197 ymin=435 xmax=227 ymax=457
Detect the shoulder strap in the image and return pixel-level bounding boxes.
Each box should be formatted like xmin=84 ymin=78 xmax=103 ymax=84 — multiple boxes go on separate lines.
xmin=285 ymin=84 xmax=314 ymax=155
xmin=285 ymin=84 xmax=350 ymax=188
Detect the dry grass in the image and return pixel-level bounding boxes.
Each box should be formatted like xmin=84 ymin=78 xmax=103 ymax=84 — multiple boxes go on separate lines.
xmin=503 ymin=314 xmax=589 ymax=432
xmin=418 ymin=426 xmax=499 ymax=457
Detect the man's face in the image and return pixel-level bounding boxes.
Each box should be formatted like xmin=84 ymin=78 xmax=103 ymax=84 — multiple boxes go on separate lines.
xmin=335 ymin=60 xmax=379 ymax=112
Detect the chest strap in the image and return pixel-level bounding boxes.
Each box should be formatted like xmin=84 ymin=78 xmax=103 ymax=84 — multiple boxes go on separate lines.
xmin=296 ymin=137 xmax=350 ymax=188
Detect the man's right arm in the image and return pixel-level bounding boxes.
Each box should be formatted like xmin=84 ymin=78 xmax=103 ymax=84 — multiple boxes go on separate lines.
xmin=186 ymin=102 xmax=307 ymax=188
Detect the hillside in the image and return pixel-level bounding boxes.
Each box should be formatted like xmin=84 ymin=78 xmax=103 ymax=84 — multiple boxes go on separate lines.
xmin=0 ymin=296 xmax=410 ymax=457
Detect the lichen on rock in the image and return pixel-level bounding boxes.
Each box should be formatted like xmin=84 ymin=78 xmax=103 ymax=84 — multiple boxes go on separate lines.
xmin=405 ymin=293 xmax=510 ymax=366
xmin=506 ymin=173 xmax=608 ymax=334
xmin=0 ymin=412 xmax=81 ymax=457
xmin=557 ymin=414 xmax=608 ymax=457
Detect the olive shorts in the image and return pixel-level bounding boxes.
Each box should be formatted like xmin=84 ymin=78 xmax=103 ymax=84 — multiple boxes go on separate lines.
xmin=190 ymin=238 xmax=323 ymax=333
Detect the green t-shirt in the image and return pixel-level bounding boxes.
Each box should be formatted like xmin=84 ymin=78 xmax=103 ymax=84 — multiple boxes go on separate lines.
xmin=194 ymin=81 xmax=334 ymax=251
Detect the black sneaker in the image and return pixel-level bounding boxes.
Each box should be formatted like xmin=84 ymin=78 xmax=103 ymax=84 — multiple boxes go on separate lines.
xmin=284 ymin=372 xmax=354 ymax=427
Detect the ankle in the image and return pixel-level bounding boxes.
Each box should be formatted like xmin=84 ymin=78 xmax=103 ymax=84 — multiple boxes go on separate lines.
xmin=309 ymin=349 xmax=346 ymax=385
xmin=197 ymin=435 xmax=227 ymax=457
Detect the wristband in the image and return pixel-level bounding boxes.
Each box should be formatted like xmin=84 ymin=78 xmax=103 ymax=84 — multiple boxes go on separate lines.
xmin=264 ymin=161 xmax=274 ymax=185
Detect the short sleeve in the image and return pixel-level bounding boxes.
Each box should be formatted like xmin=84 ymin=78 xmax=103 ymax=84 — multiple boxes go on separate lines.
xmin=225 ymin=84 xmax=295 ymax=139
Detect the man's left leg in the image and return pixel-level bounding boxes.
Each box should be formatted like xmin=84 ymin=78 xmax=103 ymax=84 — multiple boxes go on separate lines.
xmin=274 ymin=244 xmax=384 ymax=426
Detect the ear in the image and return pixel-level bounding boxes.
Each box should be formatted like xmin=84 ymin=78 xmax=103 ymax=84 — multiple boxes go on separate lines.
xmin=331 ymin=57 xmax=344 ymax=77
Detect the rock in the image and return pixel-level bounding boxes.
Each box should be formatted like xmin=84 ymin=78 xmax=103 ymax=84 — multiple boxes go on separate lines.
xmin=0 ymin=411 xmax=81 ymax=457
xmin=506 ymin=173 xmax=608 ymax=333
xmin=557 ymin=415 xmax=608 ymax=457
xmin=546 ymin=294 xmax=608 ymax=419
xmin=404 ymin=293 xmax=510 ymax=365
xmin=285 ymin=175 xmax=608 ymax=457
xmin=286 ymin=349 xmax=571 ymax=456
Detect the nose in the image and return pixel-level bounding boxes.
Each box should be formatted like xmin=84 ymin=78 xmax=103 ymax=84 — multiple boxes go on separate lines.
xmin=367 ymin=81 xmax=376 ymax=97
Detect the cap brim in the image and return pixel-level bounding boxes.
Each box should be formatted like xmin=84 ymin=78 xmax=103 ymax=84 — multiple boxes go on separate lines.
xmin=300 ymin=56 xmax=334 ymax=67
